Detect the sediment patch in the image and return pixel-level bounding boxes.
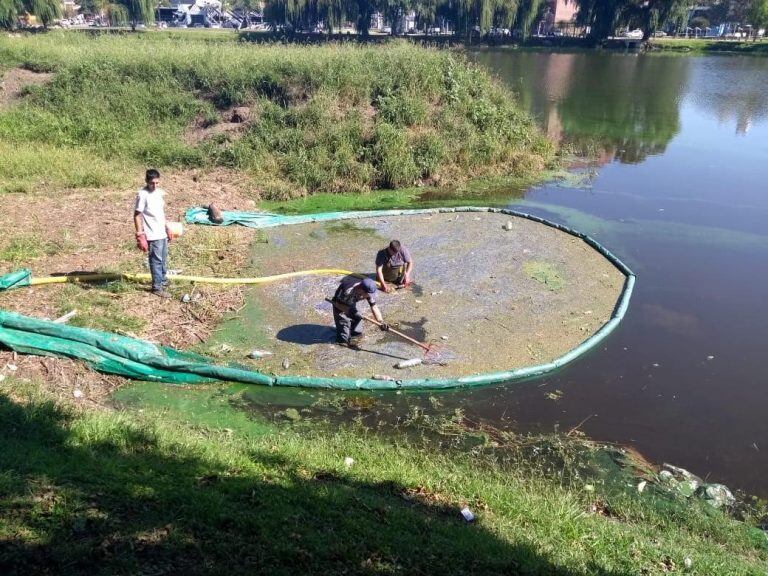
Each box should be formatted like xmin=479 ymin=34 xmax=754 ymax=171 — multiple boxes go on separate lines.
xmin=233 ymin=211 xmax=626 ymax=380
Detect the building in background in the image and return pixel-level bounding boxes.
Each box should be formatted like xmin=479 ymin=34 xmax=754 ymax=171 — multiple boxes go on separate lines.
xmin=539 ymin=0 xmax=578 ymax=35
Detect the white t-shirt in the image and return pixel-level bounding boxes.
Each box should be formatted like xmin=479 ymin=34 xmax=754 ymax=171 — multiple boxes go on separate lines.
xmin=135 ymin=187 xmax=167 ymax=241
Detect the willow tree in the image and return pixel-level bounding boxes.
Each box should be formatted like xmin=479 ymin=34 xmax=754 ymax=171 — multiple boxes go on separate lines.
xmin=111 ymin=0 xmax=154 ymax=29
xmin=30 ymin=0 xmax=60 ymax=26
xmin=573 ymin=0 xmax=627 ymax=40
xmin=443 ymin=0 xmax=521 ymax=40
xmin=0 ymin=0 xmax=21 ymax=28
xmin=515 ymin=0 xmax=543 ymax=38
xmin=575 ymin=0 xmax=684 ymax=40
xmin=265 ymin=0 xmax=352 ymax=32
xmin=748 ymin=0 xmax=768 ymax=38
xmin=0 ymin=0 xmax=60 ymax=28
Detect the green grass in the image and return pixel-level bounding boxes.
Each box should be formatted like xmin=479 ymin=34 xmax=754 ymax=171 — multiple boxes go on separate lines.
xmin=650 ymin=38 xmax=768 ymax=54
xmin=0 ymin=380 xmax=766 ymax=575
xmin=55 ymin=283 xmax=146 ymax=334
xmin=0 ymin=232 xmax=74 ymax=264
xmin=0 ymin=33 xmax=554 ymax=198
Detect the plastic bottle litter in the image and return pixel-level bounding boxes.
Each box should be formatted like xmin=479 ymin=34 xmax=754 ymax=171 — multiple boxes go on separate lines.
xmin=460 ymin=506 xmax=475 ymax=522
xmin=395 ymin=358 xmax=423 ymax=369
xmin=248 ymin=350 xmax=273 ymax=359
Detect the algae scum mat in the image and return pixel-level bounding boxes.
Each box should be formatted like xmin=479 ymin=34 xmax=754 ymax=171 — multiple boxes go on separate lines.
xmin=211 ymin=212 xmax=626 ymax=381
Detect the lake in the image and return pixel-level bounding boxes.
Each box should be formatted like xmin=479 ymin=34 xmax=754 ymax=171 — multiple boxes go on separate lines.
xmin=465 ymin=49 xmax=768 ymax=496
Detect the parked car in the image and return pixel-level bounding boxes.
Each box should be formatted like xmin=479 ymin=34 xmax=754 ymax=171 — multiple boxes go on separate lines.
xmin=620 ymin=29 xmax=643 ymax=39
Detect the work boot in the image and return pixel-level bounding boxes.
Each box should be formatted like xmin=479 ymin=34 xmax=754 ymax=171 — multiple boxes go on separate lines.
xmin=337 ymin=340 xmax=361 ymax=351
xmin=152 ymin=289 xmax=172 ymax=299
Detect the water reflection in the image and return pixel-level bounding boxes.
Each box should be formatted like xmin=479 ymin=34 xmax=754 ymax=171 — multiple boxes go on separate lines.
xmin=471 ymin=51 xmax=690 ymax=165
xmin=686 ymin=57 xmax=768 ymax=135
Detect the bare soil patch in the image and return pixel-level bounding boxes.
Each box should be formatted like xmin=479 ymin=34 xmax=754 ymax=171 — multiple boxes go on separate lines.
xmin=231 ymin=212 xmax=626 ymax=380
xmin=0 ymin=67 xmax=52 ymax=109
xmin=0 ymin=169 xmax=259 ymax=402
xmin=184 ymin=106 xmax=253 ymax=145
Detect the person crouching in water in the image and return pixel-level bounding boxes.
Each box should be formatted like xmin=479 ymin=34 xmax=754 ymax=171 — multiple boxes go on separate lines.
xmin=331 ymin=276 xmax=388 ymax=348
xmin=375 ymin=239 xmax=413 ymax=293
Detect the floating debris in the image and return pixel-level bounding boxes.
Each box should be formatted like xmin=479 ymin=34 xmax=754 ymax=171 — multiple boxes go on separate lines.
xmin=248 ymin=350 xmax=273 ymax=359
xmin=53 ymin=310 xmax=77 ymax=324
xmin=395 ymin=358 xmax=423 ymax=369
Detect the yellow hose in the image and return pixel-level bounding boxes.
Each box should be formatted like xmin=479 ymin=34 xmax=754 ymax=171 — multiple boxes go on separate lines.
xmin=29 ymin=269 xmax=372 ymax=287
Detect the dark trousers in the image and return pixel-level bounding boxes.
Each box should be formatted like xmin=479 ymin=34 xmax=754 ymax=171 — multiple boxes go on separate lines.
xmin=148 ymin=238 xmax=168 ymax=292
xmin=382 ymin=264 xmax=405 ymax=284
xmin=333 ymin=304 xmax=363 ymax=343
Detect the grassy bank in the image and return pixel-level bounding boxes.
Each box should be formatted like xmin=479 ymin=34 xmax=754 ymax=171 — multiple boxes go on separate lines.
xmin=1 ymin=379 xmax=766 ymax=575
xmin=0 ymin=32 xmax=554 ymax=197
xmin=650 ymin=38 xmax=768 ymax=54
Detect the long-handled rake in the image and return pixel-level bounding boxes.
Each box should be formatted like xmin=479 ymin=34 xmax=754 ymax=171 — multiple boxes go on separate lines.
xmin=325 ymin=298 xmax=446 ymax=363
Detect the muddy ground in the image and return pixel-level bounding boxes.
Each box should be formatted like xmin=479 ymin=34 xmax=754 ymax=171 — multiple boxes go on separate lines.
xmin=234 ymin=212 xmax=626 ymax=380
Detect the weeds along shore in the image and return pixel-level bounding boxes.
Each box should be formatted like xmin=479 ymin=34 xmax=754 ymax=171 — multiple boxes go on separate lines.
xmin=0 ymin=32 xmax=555 ymax=198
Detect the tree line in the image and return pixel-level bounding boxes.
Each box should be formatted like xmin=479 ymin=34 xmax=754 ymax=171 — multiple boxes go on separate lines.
xmin=2 ymin=0 xmax=767 ymax=40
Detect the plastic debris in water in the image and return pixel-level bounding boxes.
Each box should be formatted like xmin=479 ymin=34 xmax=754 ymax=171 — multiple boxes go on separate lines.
xmin=395 ymin=358 xmax=423 ymax=369
xmin=460 ymin=506 xmax=475 ymax=522
xmin=248 ymin=350 xmax=273 ymax=359
xmin=282 ymin=358 xmax=291 ymax=369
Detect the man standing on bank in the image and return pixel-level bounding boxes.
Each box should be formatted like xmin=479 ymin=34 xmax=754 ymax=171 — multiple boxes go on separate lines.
xmin=331 ymin=276 xmax=388 ymax=348
xmin=134 ymin=169 xmax=172 ymax=299
xmin=375 ymin=239 xmax=413 ymax=293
